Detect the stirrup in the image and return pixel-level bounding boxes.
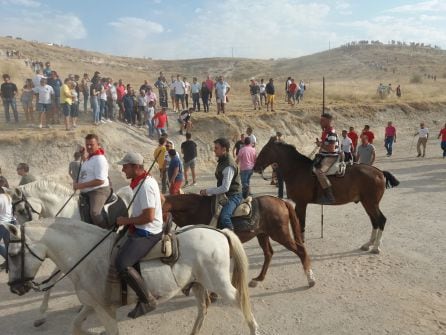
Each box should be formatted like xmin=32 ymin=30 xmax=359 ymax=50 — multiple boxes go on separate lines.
xmin=127 ymin=301 xmax=156 ymax=319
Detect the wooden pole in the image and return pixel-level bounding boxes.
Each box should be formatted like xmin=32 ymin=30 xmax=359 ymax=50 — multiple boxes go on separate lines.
xmin=321 ymin=77 xmax=325 ymax=238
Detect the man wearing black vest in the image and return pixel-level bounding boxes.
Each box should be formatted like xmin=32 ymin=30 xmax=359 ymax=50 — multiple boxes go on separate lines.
xmin=200 ymin=138 xmax=242 ymax=230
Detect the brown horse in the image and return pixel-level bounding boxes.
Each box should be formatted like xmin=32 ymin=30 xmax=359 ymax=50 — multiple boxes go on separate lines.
xmin=162 ymin=194 xmax=315 ymax=288
xmin=253 ymin=138 xmax=400 ymax=254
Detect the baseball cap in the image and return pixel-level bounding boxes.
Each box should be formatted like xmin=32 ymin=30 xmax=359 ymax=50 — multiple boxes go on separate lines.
xmin=116 ymin=152 xmax=144 ymax=165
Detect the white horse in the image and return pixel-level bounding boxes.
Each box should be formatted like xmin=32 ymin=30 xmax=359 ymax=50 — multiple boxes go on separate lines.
xmin=3 ymin=218 xmax=260 ymax=335
xmin=7 ymin=180 xmax=133 ymax=327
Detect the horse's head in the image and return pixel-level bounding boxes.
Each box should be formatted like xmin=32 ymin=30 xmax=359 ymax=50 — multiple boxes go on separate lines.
xmin=9 ymin=188 xmax=41 ymax=223
xmin=253 ymin=137 xmax=279 ymax=174
xmin=3 ymin=223 xmax=46 ymax=296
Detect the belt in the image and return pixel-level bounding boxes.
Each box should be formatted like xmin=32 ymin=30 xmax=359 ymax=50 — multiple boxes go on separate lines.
xmin=134 ymin=228 xmax=153 ymax=238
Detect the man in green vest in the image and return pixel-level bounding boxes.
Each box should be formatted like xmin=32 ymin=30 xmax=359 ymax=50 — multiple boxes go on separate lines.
xmin=200 ymin=138 xmax=242 ymax=230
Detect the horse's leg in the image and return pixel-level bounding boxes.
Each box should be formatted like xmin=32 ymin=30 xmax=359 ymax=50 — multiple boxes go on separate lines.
xmin=360 ymin=202 xmax=387 ymax=254
xmin=72 ymin=305 xmax=94 ymax=335
xmin=295 ymin=203 xmax=307 ymax=242
xmin=190 ymin=283 xmax=210 ymax=335
xmin=34 ymin=268 xmax=64 ymax=327
xmin=249 ymin=234 xmax=273 ymax=288
xmin=92 ymin=304 xmax=118 ymax=335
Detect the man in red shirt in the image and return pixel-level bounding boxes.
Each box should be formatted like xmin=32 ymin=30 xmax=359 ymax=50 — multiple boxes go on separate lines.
xmin=361 ymin=125 xmax=375 ymax=144
xmin=348 ymin=126 xmax=358 ymax=151
xmin=384 ymin=121 xmax=397 ymax=157
xmin=288 ymin=79 xmax=297 ymax=105
xmin=153 ymin=107 xmax=168 ymax=137
xmin=116 ymin=79 xmax=126 ymax=121
xmin=437 ymin=122 xmax=446 ymax=158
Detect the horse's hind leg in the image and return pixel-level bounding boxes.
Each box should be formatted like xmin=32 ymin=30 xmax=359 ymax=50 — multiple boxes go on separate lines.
xmin=190 ymin=283 xmax=210 ymax=335
xmin=249 ymin=234 xmax=273 ymax=288
xmin=72 ymin=305 xmax=93 ymax=335
xmin=361 ymin=202 xmax=387 ymax=254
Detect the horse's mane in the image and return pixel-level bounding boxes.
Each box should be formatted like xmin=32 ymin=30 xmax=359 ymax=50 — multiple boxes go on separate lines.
xmin=20 ymin=179 xmax=73 ymax=197
xmin=274 ymin=141 xmax=313 ymax=165
xmin=26 ymin=217 xmax=107 ymax=235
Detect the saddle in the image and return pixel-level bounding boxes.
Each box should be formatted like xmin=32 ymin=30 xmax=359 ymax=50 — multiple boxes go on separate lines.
xmin=313 ymin=155 xmax=347 ymax=177
xmin=209 ymin=194 xmax=258 ymax=232
xmin=106 ymin=214 xmax=179 ymax=306
xmin=79 ymin=189 xmax=128 ymax=228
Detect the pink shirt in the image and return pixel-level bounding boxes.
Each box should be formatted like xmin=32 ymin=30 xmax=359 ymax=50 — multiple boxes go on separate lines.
xmin=237 ymin=145 xmax=257 ymax=171
xmin=385 ymin=126 xmax=396 ymax=137
xmin=205 ymin=79 xmax=214 ymax=90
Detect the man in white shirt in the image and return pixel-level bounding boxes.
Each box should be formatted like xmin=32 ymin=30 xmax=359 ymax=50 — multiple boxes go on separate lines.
xmin=215 ymin=76 xmax=230 ymax=115
xmin=183 ymin=77 xmax=191 ymax=109
xmin=173 ymin=75 xmax=185 ymax=111
xmin=74 ymin=134 xmax=110 ymax=228
xmin=414 ymin=122 xmax=429 ymax=157
xmin=246 ymin=126 xmax=257 ymax=147
xmin=341 ymin=129 xmax=353 ymax=162
xmin=115 ymin=152 xmax=163 ymax=319
xmin=36 ymin=78 xmax=54 ymax=128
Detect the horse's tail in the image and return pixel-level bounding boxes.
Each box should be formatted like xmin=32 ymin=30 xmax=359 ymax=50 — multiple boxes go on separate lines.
xmin=383 ymin=171 xmax=400 ymax=189
xmin=284 ymin=200 xmax=304 ymax=244
xmin=221 ymin=229 xmax=254 ymax=325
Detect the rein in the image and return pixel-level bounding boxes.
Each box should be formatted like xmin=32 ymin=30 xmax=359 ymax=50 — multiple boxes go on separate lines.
xmin=12 ymin=193 xmax=41 ymax=221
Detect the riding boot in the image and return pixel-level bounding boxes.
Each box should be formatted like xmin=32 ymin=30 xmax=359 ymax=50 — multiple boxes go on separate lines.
xmin=319 ymin=187 xmax=335 ymax=205
xmin=120 ymin=267 xmax=157 ymax=319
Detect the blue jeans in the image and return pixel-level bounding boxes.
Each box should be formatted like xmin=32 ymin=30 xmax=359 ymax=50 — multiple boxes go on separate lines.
xmin=90 ymin=96 xmax=99 ymax=123
xmin=147 ymin=119 xmax=155 ymax=136
xmin=441 ymin=141 xmax=446 ymax=157
xmin=384 ymin=136 xmax=394 ymax=155
xmin=99 ymin=99 xmax=107 ymax=119
xmin=0 ymin=224 xmax=11 ymax=260
xmin=240 ymin=170 xmax=253 ymax=197
xmin=2 ymin=97 xmax=19 ymax=123
xmin=219 ymin=193 xmax=243 ymax=230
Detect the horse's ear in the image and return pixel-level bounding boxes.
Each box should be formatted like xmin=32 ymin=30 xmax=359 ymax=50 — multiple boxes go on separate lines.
xmin=268 ymin=136 xmax=277 ymax=144
xmin=2 ymin=223 xmax=18 ymax=238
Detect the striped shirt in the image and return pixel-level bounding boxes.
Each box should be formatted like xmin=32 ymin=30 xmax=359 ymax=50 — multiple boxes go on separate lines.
xmin=321 ymin=127 xmax=339 ymax=155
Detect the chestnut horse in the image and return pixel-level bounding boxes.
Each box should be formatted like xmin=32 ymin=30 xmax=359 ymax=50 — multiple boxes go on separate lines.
xmin=253 ymin=138 xmax=400 ymax=254
xmin=163 ymin=194 xmax=315 ymax=288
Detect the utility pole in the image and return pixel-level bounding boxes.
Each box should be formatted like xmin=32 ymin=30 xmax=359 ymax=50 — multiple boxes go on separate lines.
xmin=231 ymin=47 xmax=234 ymax=58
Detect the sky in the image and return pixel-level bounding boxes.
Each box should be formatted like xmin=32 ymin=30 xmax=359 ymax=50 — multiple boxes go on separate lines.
xmin=1 ymin=0 xmax=445 ymax=59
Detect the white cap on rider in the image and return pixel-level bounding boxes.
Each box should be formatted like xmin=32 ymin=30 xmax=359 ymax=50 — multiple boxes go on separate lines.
xmin=116 ymin=152 xmax=144 ymax=165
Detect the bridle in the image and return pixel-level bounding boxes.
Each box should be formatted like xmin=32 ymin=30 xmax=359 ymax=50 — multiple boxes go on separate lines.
xmin=12 ymin=193 xmax=41 ymax=221
xmin=6 ymin=224 xmax=45 ymax=289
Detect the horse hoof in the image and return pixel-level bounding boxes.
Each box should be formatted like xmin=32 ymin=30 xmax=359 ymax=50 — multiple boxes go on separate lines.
xmin=360 ymin=244 xmax=370 ymax=251
xmin=370 ymin=248 xmax=381 ymax=254
xmin=308 ymin=279 xmax=316 ymax=288
xmin=33 ymin=318 xmax=46 ymax=327
xmin=249 ymin=280 xmax=259 ymax=288
xmin=209 ymin=292 xmax=218 ymax=303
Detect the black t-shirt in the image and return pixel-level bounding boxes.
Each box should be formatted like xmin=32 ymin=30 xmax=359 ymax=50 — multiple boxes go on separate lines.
xmin=265 ymin=82 xmax=275 ymax=94
xmin=234 ymin=140 xmax=244 ymax=156
xmin=1 ymin=82 xmax=18 ymax=99
xmin=181 ymin=140 xmax=197 ymax=162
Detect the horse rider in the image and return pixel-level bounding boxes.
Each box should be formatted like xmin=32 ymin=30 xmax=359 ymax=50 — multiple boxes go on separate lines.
xmin=115 ymin=152 xmax=163 ymax=319
xmin=73 ymin=133 xmax=110 ymax=228
xmin=313 ymin=112 xmax=339 ymax=204
xmin=200 ymin=138 xmax=242 ymax=230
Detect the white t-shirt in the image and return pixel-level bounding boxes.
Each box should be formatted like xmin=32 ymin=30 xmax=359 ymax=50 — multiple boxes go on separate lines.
xmin=341 ymin=136 xmax=353 ymax=153
xmin=418 ymin=128 xmax=429 ymax=138
xmin=37 ymin=85 xmax=54 ymax=104
xmin=173 ymin=80 xmax=185 ymax=94
xmin=184 ymin=81 xmax=191 ymax=94
xmin=132 ymin=176 xmax=163 ymax=234
xmin=248 ymin=134 xmax=257 ymax=147
xmin=33 ymin=74 xmax=45 ymax=93
xmin=79 ymin=155 xmax=110 ymax=193
xmin=109 ymin=85 xmax=117 ymax=100
xmin=0 ymin=194 xmax=14 ymax=223
xmin=147 ymin=107 xmax=155 ymax=121
xmin=259 ymin=83 xmax=266 ymax=94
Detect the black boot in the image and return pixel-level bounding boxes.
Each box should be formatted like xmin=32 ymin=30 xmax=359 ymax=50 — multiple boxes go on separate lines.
xmin=319 ymin=187 xmax=335 ymax=205
xmin=120 ymin=267 xmax=156 ymax=319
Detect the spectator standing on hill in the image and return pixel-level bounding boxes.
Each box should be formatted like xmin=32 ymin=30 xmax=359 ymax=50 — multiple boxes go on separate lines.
xmin=205 ymin=75 xmax=214 ymax=103
xmin=183 ymin=77 xmax=191 ymax=109
xmin=167 ymin=149 xmax=184 ymax=195
xmin=154 ymin=75 xmax=168 ymax=108
xmin=437 ymin=123 xmax=446 ymax=158
xmin=145 ymin=86 xmax=157 ymax=107
xmin=123 ymin=89 xmax=134 ymax=125
xmin=21 ymin=78 xmax=34 ymax=125
xmin=107 ymin=79 xmax=117 ymax=121
xmin=348 ymin=126 xmax=359 ymax=154
xmin=341 ymin=130 xmax=353 ymax=162
xmin=61 ymin=78 xmax=75 ymax=131
xmin=246 ymin=127 xmax=257 ymax=148
xmin=47 ymin=71 xmax=62 ymax=124
xmin=146 ymin=101 xmax=155 ymax=137
xmin=116 ymin=79 xmax=126 ymax=120
xmin=1 ymin=74 xmax=19 ymax=123
xmin=99 ymin=78 xmax=109 ymax=122
xmin=181 ymin=132 xmax=197 ymax=186
xmin=173 ymin=75 xmax=186 ymax=112
xmin=36 ymin=78 xmax=54 ymax=128
xmin=137 ymin=90 xmax=147 ymax=126
xmin=80 ymin=73 xmax=90 ymax=113
xmin=32 ymin=69 xmax=45 ymax=111
xmin=384 ymin=121 xmax=397 ymax=157
xmin=361 ymin=125 xmax=375 ymax=144
xmin=233 ymin=134 xmax=245 ymax=158
xmin=153 ymin=107 xmax=168 ymax=137
xmin=249 ymin=79 xmax=261 ymax=110
xmin=356 ymin=135 xmax=376 ymax=165
xmin=191 ymin=77 xmax=201 ymax=111
xmin=17 ymin=163 xmax=37 ymax=185
xmin=70 ymin=80 xmax=79 ymax=128
xmin=236 ymin=137 xmax=257 ymax=198
xmin=288 ymin=79 xmax=298 ymax=105
xmin=169 ymin=76 xmax=176 ymax=112
xmin=43 ymin=62 xmax=52 ymax=78
xmin=259 ymin=79 xmax=267 ymax=106
xmin=215 ymin=76 xmax=230 ymax=115
xmin=154 ymin=137 xmax=167 ymax=193
xmin=201 ymin=81 xmax=210 ymax=112
xmin=396 ymin=85 xmax=401 ymax=98
xmin=414 ymin=122 xmax=429 ymax=157
xmin=265 ymin=78 xmax=275 ymax=112
xmin=285 ymin=77 xmax=292 ymax=103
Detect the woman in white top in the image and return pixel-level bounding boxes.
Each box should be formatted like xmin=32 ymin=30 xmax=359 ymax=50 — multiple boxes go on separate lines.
xmin=0 ymin=176 xmax=15 ymax=269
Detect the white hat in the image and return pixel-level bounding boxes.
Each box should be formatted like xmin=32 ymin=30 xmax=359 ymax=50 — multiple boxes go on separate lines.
xmin=116 ymin=152 xmax=144 ymax=165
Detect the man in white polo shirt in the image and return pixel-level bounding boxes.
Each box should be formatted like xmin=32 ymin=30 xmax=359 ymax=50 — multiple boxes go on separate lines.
xmin=414 ymin=122 xmax=429 ymax=157
xmin=115 ymin=152 xmax=163 ymax=319
xmin=74 ymin=133 xmax=110 ymax=228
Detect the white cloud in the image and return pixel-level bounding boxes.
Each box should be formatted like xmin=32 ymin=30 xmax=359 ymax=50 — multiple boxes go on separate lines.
xmin=0 ymin=11 xmax=86 ymax=43
xmin=386 ymin=0 xmax=446 ymax=13
xmin=109 ymin=17 xmax=164 ymax=39
xmin=335 ymin=0 xmax=352 ymax=15
xmin=0 ymin=0 xmax=40 ymax=7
